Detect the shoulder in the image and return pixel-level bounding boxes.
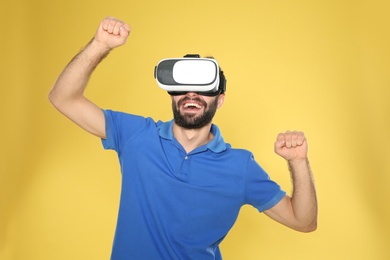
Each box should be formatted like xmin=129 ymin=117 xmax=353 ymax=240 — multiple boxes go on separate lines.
xmin=225 ymin=145 xmax=254 ymax=158
xmin=217 ymin=146 xmax=257 ymax=169
xmin=103 ymin=109 xmax=166 ymax=142
xmin=103 ymin=109 xmax=148 ymax=121
xmin=103 ymin=109 xmax=160 ymax=127
xmin=223 ymin=146 xmax=269 ymax=175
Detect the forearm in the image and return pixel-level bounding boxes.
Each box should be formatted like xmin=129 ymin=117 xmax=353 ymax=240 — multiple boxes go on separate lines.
xmin=289 ymin=158 xmax=317 ymax=229
xmin=49 ymin=38 xmax=111 ymax=106
xmin=47 ymin=17 xmax=130 ymax=138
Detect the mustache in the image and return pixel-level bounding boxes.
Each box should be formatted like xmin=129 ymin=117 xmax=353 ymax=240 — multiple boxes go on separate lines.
xmin=177 ymin=96 xmax=207 ymax=108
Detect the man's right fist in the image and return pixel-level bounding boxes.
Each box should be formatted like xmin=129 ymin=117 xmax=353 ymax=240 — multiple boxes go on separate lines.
xmin=95 ymin=16 xmax=131 ymax=50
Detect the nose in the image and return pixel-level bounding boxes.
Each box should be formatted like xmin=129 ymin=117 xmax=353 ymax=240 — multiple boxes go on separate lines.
xmin=186 ymin=92 xmax=199 ymax=97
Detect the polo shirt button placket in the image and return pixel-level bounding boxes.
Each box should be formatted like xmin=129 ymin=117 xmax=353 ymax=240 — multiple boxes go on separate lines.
xmin=175 ymin=154 xmax=191 ymax=181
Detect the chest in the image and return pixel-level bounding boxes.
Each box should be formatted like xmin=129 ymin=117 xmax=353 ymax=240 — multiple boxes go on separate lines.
xmin=121 ymin=134 xmax=244 ymax=189
xmin=117 ymin=135 xmax=249 ymax=243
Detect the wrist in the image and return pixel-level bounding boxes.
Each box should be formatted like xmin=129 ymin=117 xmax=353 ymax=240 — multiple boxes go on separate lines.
xmin=89 ymin=37 xmax=112 ymax=54
xmin=288 ymin=158 xmax=309 ymax=169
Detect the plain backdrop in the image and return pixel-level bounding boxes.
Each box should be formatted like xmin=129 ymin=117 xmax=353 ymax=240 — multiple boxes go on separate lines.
xmin=1 ymin=0 xmax=389 ymax=259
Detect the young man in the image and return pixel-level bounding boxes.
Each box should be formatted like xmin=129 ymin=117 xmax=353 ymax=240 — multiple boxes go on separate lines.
xmin=49 ymin=17 xmax=317 ymax=259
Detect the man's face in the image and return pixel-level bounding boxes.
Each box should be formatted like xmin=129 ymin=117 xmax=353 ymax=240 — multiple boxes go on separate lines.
xmin=171 ymin=93 xmax=224 ymax=129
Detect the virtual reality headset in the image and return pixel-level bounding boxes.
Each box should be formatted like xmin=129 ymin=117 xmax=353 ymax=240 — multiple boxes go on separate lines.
xmin=154 ymin=54 xmax=226 ymax=96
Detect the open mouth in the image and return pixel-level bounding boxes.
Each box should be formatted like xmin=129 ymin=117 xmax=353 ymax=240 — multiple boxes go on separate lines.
xmin=179 ymin=98 xmax=206 ymax=112
xmin=184 ymin=102 xmax=202 ymax=109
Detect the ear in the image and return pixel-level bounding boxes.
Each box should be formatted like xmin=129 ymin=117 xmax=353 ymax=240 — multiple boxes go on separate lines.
xmin=217 ymin=94 xmax=225 ymax=108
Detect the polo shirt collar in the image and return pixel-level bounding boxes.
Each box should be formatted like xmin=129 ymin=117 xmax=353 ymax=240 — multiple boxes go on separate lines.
xmin=158 ymin=120 xmax=227 ymax=153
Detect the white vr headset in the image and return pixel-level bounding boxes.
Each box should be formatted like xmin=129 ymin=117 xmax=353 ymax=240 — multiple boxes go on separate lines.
xmin=154 ymin=54 xmax=226 ymax=96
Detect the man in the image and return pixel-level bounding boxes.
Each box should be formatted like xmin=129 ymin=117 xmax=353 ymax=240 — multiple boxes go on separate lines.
xmin=49 ymin=17 xmax=317 ymax=259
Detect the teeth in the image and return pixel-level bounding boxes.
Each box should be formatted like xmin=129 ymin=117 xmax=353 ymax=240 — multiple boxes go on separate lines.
xmin=184 ymin=103 xmax=202 ymax=108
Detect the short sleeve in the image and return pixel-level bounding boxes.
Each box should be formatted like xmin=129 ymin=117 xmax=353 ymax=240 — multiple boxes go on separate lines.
xmin=101 ymin=109 xmax=154 ymax=156
xmin=244 ymin=154 xmax=286 ymax=212
xmin=101 ymin=109 xmax=116 ymax=151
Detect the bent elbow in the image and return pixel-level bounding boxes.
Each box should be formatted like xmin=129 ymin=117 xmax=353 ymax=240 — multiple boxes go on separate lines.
xmin=296 ymin=220 xmax=317 ymax=233
xmin=48 ymin=89 xmax=60 ymax=107
xmin=300 ymin=225 xmax=317 ymax=233
xmin=48 ymin=88 xmax=74 ymax=111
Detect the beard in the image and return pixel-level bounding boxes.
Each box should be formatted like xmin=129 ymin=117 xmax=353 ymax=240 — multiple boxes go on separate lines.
xmin=172 ymin=96 xmax=219 ymax=129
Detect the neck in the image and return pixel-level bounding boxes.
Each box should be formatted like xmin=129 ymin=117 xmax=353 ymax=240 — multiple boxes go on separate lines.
xmin=172 ymin=122 xmax=214 ymax=154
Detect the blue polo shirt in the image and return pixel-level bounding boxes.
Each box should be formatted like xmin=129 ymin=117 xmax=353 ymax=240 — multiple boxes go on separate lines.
xmin=102 ymin=109 xmax=286 ymax=260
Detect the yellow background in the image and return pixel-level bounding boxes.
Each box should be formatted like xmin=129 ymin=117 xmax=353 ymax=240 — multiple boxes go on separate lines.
xmin=1 ymin=0 xmax=389 ymax=259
